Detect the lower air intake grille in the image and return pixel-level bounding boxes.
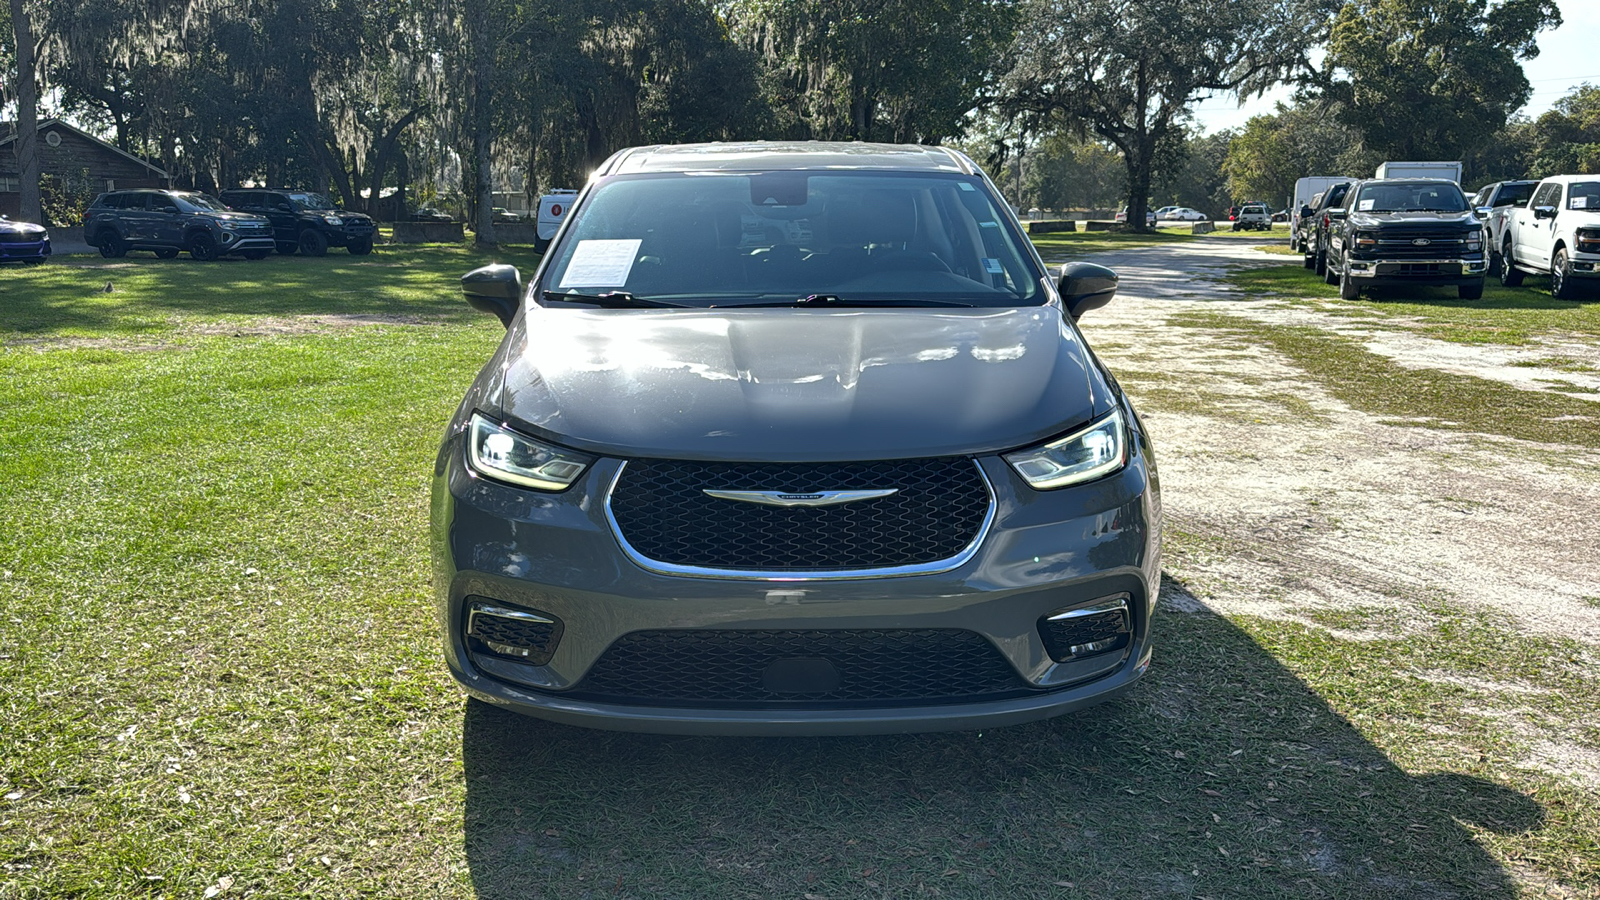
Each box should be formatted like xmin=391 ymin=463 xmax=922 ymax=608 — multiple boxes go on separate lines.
xmin=1039 ymin=597 xmax=1131 ymax=663
xmin=466 ymin=599 xmax=563 ymax=666
xmin=567 ymin=629 xmax=1033 ymax=708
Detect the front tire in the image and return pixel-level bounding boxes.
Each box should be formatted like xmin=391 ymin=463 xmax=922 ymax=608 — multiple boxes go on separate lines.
xmin=1459 ymin=281 xmax=1485 ymax=300
xmin=1551 ymin=248 xmax=1581 ymax=300
xmin=1338 ymin=255 xmax=1360 ymax=300
xmin=1314 ymin=248 xmax=1327 ymax=276
xmin=1487 ymin=249 xmax=1503 ymax=277
xmin=1323 ymin=251 xmax=1339 ymax=285
xmin=1500 ymin=240 xmax=1525 ymax=286
xmin=347 ymin=238 xmax=373 ymax=256
xmin=189 ymin=233 xmax=219 ymax=261
xmin=298 ymin=229 xmax=329 ymax=257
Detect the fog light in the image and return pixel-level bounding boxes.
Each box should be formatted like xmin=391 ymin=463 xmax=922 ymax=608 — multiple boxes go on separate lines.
xmin=1039 ymin=595 xmax=1131 ymax=663
xmin=466 ymin=598 xmax=563 ymax=665
xmin=1574 ymin=261 xmax=1595 ymax=272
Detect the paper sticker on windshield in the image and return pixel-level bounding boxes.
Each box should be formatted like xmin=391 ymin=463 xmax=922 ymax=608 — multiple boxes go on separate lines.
xmin=560 ymin=239 xmax=642 ymax=287
xmin=980 ymin=221 xmax=1000 ymax=228
xmin=982 ymin=257 xmax=1004 ymax=274
xmin=1358 ymin=200 xmax=1376 ymax=211
xmin=1572 ymin=196 xmax=1589 ymax=209
xmin=958 ymin=182 xmax=976 ymax=192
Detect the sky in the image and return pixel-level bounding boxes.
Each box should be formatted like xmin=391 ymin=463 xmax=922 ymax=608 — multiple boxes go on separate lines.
xmin=1188 ymin=2 xmax=1600 ymax=134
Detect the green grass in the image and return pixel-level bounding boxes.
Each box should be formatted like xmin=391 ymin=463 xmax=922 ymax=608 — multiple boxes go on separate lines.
xmin=1220 ymin=263 xmax=1600 ymax=346
xmin=3 ymin=247 xmax=1597 ymax=898
xmin=1029 ymin=229 xmax=1196 ymax=259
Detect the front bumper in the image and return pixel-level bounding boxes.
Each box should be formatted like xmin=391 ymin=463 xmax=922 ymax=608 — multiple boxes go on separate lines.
xmin=430 ymin=429 xmax=1163 ymax=735
xmin=1345 ymin=256 xmax=1486 ymax=286
xmin=0 ymin=237 xmax=50 ymax=262
xmin=1566 ymin=250 xmax=1600 ymax=278
xmin=218 ymin=229 xmax=276 ymax=253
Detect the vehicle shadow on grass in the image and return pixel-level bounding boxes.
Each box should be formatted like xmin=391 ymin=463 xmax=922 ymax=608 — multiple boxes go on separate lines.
xmin=460 ymin=577 xmax=1542 ymax=899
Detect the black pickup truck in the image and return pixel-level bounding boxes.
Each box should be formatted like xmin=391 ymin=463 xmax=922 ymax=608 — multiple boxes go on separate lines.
xmin=1322 ymin=178 xmax=1488 ymax=300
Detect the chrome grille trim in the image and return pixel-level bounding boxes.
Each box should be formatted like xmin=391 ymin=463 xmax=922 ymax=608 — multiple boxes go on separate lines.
xmin=602 ymin=459 xmax=998 ymax=581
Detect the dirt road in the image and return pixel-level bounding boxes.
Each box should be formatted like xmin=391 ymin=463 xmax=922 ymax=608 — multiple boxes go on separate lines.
xmin=1057 ymin=236 xmax=1600 ymax=781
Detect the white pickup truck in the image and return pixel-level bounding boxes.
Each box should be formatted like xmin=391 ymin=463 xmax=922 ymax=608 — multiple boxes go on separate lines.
xmin=1501 ymin=175 xmax=1600 ymax=299
xmin=1468 ymin=180 xmax=1536 ymax=276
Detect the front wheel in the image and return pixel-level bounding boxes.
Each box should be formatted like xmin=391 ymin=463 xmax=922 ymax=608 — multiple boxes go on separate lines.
xmin=347 ymin=238 xmax=373 ymax=256
xmin=189 ymin=233 xmax=219 ymax=261
xmin=1458 ymin=281 xmax=1485 ymax=300
xmin=1314 ymin=248 xmax=1327 ymax=276
xmin=1487 ymin=249 xmax=1502 ymax=277
xmin=1338 ymin=255 xmax=1360 ymax=300
xmin=298 ymin=229 xmax=329 ymax=257
xmin=1500 ymin=240 xmax=1525 ymax=286
xmin=1551 ymin=248 xmax=1581 ymax=300
xmin=1323 ymin=252 xmax=1339 ymax=285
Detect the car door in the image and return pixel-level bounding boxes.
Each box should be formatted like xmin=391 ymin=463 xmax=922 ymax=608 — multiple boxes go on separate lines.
xmin=1521 ymin=182 xmax=1561 ymax=267
xmin=151 ymin=194 xmax=186 ymax=246
xmin=262 ymin=192 xmax=298 ymax=243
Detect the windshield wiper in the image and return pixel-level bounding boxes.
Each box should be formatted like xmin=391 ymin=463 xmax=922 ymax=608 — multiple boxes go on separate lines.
xmin=540 ymin=290 xmax=687 ymax=309
xmin=713 ymin=294 xmax=977 ymax=309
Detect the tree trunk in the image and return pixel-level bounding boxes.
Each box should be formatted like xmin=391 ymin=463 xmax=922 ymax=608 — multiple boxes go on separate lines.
xmin=367 ymin=106 xmax=426 ymax=219
xmin=9 ymin=0 xmax=42 ymax=224
xmin=468 ymin=0 xmax=497 ymax=248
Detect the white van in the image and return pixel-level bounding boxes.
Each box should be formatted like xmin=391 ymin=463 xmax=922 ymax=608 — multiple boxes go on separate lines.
xmin=1290 ymin=176 xmax=1348 ymax=250
xmin=535 ymin=189 xmax=578 ymax=252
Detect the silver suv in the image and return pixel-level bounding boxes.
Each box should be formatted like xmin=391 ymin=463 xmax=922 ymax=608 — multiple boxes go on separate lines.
xmin=433 ymin=142 xmax=1162 ymax=735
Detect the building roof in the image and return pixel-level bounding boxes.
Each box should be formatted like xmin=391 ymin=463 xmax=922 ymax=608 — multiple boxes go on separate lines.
xmin=0 ymin=118 xmax=169 ymax=179
xmin=600 ymin=142 xmax=977 ymax=177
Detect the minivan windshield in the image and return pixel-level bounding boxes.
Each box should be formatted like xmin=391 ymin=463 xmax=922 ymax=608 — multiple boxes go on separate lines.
xmin=540 ymin=171 xmax=1045 ymax=308
xmin=1352 ymin=181 xmax=1469 ymax=213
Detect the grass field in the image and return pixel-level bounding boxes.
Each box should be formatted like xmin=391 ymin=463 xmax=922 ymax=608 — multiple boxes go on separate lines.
xmin=2 ymin=243 xmax=1596 ymax=898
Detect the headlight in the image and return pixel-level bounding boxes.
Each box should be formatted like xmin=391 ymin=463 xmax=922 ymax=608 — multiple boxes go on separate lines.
xmin=1354 ymin=232 xmax=1377 ymax=249
xmin=1004 ymin=409 xmax=1127 ymax=490
xmin=323 ymin=215 xmax=343 ymax=225
xmin=1578 ymin=230 xmax=1600 ymax=253
xmin=465 ymin=413 xmax=591 ymax=491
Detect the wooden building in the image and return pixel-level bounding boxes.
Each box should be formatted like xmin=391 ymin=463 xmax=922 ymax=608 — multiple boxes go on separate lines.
xmin=0 ymin=119 xmax=169 ymax=220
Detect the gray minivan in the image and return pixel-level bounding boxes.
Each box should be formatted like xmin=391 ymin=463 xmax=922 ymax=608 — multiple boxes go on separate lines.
xmin=432 ymin=142 xmax=1162 ymax=734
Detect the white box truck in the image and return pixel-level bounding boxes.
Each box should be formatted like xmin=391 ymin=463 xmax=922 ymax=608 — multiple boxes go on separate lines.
xmin=535 ymin=189 xmax=578 ymax=253
xmin=1290 ymin=176 xmax=1349 ymax=250
xmin=1374 ymin=161 xmax=1463 ymax=182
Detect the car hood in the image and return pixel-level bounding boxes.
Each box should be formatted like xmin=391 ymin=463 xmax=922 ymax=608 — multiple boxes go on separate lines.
xmin=0 ymin=220 xmax=45 ymax=235
xmin=1348 ymin=210 xmax=1477 ymax=228
xmin=209 ymin=211 xmax=269 ymax=225
xmin=486 ymin=306 xmax=1109 ymax=461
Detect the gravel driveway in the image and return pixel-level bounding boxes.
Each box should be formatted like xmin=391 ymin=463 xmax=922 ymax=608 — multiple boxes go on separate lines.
xmin=1056 ymin=236 xmax=1600 ymax=782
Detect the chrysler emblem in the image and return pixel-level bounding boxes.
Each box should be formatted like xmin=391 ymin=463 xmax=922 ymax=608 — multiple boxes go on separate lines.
xmin=1412 ymin=238 xmax=1432 ymax=246
xmin=703 ymin=489 xmax=898 ymax=508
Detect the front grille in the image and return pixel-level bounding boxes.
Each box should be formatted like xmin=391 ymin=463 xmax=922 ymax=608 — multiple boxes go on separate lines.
xmin=0 ymin=233 xmax=44 ymax=246
xmin=1373 ymin=230 xmax=1470 ymax=259
xmin=608 ymin=458 xmax=991 ymax=572
xmin=566 ymin=628 xmax=1033 ymax=707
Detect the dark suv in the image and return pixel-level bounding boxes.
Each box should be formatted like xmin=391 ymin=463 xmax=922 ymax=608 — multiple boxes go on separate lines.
xmin=1323 ymin=178 xmax=1487 ymax=300
xmin=218 ymin=189 xmax=376 ymax=256
xmin=83 ymin=190 xmax=275 ymax=261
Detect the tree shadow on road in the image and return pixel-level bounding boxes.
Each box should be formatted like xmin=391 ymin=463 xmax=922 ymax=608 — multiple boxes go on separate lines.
xmin=461 ymin=575 xmax=1543 ymax=899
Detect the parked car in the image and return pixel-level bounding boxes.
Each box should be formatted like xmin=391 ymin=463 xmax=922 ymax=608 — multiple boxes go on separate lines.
xmin=1299 ymin=181 xmax=1353 ymax=272
xmin=1154 ymin=205 xmax=1181 ymax=218
xmin=1271 ymin=209 xmax=1290 ymax=222
xmin=1231 ymin=204 xmax=1271 ymax=231
xmin=1469 ymin=180 xmax=1538 ymax=276
xmin=1502 ymin=175 xmax=1600 ymax=299
xmin=83 ymin=189 xmax=275 ymax=260
xmin=1158 ymin=207 xmax=1208 ymax=222
xmin=0 ymin=215 xmax=50 ymax=264
xmin=219 ymin=188 xmax=376 ymax=256
xmin=413 ymin=206 xmax=453 ymax=222
xmin=534 ymin=189 xmax=578 ymax=253
xmin=436 ymin=141 xmax=1161 ymax=735
xmin=491 ymin=207 xmax=525 ymax=224
xmin=1323 ymin=178 xmax=1487 ymax=300
xmin=1115 ymin=207 xmax=1157 ymax=226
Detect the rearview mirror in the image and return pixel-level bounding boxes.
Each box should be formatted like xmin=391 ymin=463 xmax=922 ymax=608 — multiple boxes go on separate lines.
xmin=461 ymin=264 xmax=522 ymax=328
xmin=1057 ymin=262 xmax=1118 ymax=321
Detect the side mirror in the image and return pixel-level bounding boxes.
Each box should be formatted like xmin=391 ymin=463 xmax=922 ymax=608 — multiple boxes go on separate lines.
xmin=1299 ymin=205 xmax=1313 ymax=217
xmin=1326 ymin=208 xmax=1347 ymax=220
xmin=1474 ymin=206 xmax=1492 ymax=219
xmin=276 ymin=203 xmax=293 ymax=212
xmin=1534 ymin=206 xmax=1557 ymax=220
xmin=162 ymin=205 xmax=179 ymax=214
xmin=1057 ymin=261 xmax=1118 ymax=321
xmin=461 ymin=264 xmax=522 ymax=328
